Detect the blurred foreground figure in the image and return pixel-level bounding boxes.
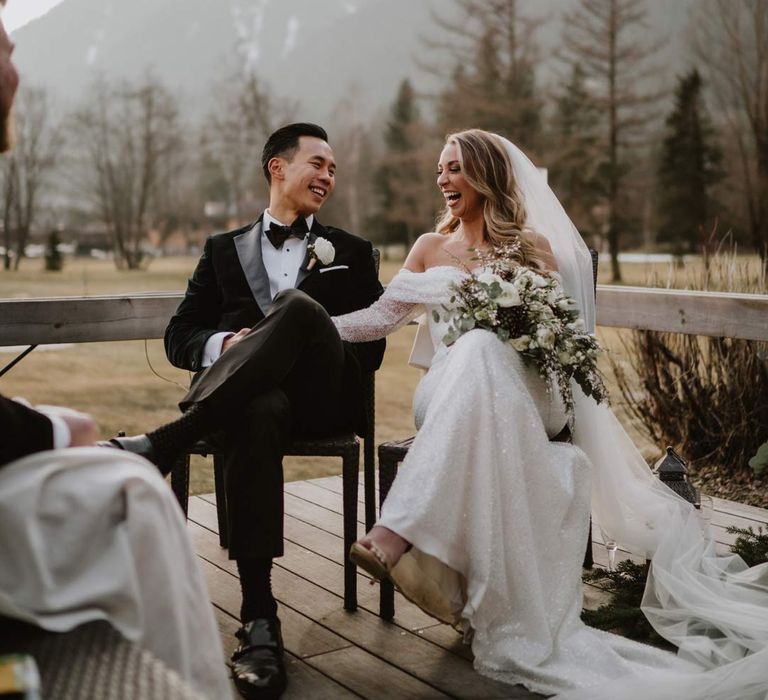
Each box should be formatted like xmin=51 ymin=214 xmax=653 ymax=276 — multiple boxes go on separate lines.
xmin=0 ymin=3 xmax=230 ymax=696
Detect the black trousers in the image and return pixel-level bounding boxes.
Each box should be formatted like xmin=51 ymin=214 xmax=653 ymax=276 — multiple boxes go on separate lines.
xmin=180 ymin=289 xmax=350 ymax=559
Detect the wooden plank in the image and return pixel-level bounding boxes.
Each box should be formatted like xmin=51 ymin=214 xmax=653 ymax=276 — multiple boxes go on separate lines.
xmin=210 ymin=602 xmax=359 ymax=700
xmin=189 ymin=510 xmax=528 ymax=698
xmin=192 ymin=521 xmax=354 ymax=661
xmin=310 ymin=474 xmax=375 ymax=504
xmin=197 ymin=489 xmax=360 ymax=542
xmin=285 ymin=479 xmax=363 ymax=518
xmin=711 ymin=496 xmax=768 ymax=525
xmin=189 ymin=496 xmax=447 ymax=632
xmin=596 ymin=285 xmax=768 ymax=340
xmin=304 ymin=646 xmax=448 ymax=699
xmin=415 ymin=624 xmax=473 ymax=662
xmin=0 ymin=293 xmax=182 ymax=345
xmin=1 ymin=286 xmax=765 ymax=348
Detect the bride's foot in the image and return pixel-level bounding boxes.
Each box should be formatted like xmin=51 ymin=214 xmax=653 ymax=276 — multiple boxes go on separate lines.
xmin=349 ymin=526 xmax=410 ymax=583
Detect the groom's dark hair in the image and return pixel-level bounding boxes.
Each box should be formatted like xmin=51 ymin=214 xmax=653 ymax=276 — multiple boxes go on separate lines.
xmin=261 ymin=122 xmax=329 ymax=184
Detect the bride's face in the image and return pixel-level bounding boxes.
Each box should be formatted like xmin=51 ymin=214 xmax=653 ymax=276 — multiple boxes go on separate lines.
xmin=436 ymin=142 xmax=483 ymax=221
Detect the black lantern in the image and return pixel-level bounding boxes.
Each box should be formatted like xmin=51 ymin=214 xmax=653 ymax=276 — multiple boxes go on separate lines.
xmin=653 ymin=447 xmax=699 ymax=506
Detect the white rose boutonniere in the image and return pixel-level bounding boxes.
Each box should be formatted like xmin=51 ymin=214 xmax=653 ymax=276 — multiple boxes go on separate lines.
xmin=307 ymin=237 xmax=335 ymax=270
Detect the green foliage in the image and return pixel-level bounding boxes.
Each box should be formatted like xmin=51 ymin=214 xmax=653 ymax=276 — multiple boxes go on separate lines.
xmin=726 ymin=526 xmax=768 ymax=567
xmin=582 ymin=561 xmax=667 ymax=645
xmin=548 ymin=62 xmax=602 ymax=240
xmin=748 ymin=442 xmax=768 ymax=478
xmin=374 ymin=80 xmax=433 ymax=246
xmin=656 ymin=69 xmax=724 ymax=254
xmin=583 ymin=527 xmax=768 ymax=645
xmin=433 ymin=1 xmax=542 ymax=153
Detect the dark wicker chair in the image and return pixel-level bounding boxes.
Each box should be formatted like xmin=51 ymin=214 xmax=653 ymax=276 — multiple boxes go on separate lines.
xmin=170 ymin=250 xmax=381 ymax=614
xmin=0 ymin=617 xmax=205 ymax=699
xmin=376 ymin=250 xmax=599 ymax=620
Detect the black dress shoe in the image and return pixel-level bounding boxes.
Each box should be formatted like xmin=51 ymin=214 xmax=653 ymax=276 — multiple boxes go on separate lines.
xmin=231 ymin=617 xmax=287 ymax=700
xmin=97 ymin=434 xmax=169 ymax=473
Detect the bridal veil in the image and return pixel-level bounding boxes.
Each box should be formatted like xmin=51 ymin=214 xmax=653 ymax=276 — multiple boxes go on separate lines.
xmin=500 ymin=136 xmax=768 ymax=699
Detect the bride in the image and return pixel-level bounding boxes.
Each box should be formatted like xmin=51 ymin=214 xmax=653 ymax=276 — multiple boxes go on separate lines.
xmin=333 ymin=130 xmax=768 ymax=699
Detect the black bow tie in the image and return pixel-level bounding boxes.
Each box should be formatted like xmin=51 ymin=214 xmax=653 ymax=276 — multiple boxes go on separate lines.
xmin=265 ymin=218 xmax=309 ymax=249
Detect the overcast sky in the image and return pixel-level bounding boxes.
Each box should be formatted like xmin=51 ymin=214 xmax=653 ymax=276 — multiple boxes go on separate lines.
xmin=5 ymin=0 xmax=65 ymax=33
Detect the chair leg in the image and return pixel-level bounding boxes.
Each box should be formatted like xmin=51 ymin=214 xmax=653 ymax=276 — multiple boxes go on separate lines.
xmin=213 ymin=454 xmax=229 ymax=549
xmin=363 ymin=373 xmax=377 ymax=532
xmin=378 ymin=449 xmax=399 ymax=621
xmin=363 ymin=435 xmax=376 ymax=533
xmin=170 ymin=454 xmax=190 ymax=516
xmin=583 ymin=516 xmax=594 ymax=569
xmin=342 ymin=446 xmax=360 ymax=612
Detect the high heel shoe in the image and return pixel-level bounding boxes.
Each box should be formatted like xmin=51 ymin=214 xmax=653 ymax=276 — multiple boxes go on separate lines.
xmin=349 ymin=541 xmax=393 ymax=583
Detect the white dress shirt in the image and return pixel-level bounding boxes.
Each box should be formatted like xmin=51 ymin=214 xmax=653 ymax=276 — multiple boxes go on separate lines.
xmin=261 ymin=209 xmax=313 ymax=299
xmin=201 ymin=211 xmax=314 ymax=367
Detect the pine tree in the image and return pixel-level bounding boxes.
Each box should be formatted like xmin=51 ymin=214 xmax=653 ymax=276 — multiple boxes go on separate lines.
xmin=656 ymin=69 xmax=723 ymax=255
xmin=428 ymin=0 xmax=543 ymax=154
xmin=549 ymin=62 xmax=602 ymax=241
xmin=375 ymin=80 xmax=435 ymax=247
xmin=562 ymin=0 xmax=663 ymax=282
xmin=44 ymin=230 xmax=63 ymax=272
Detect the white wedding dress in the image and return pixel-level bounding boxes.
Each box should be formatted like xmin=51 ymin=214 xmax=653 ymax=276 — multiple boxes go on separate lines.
xmin=334 ymin=265 xmax=768 ymax=699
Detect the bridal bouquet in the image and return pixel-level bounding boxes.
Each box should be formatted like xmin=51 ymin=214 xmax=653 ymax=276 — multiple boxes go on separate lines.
xmin=435 ymin=244 xmax=608 ymax=414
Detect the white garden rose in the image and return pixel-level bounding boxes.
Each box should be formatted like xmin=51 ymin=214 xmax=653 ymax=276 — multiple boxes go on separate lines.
xmin=496 ymin=281 xmax=521 ymax=307
xmin=311 ymin=237 xmax=335 ymax=264
xmin=509 ymin=334 xmax=531 ymax=351
xmin=477 ymin=270 xmax=504 ymax=287
xmin=536 ymin=326 xmax=556 ymax=349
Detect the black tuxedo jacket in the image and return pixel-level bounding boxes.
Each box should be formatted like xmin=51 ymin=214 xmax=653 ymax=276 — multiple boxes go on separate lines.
xmin=164 ymin=218 xmax=385 ymax=432
xmin=0 ymin=394 xmax=53 ymax=468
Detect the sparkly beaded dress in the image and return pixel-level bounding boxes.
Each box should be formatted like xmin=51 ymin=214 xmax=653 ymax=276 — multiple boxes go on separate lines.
xmin=332 ymin=136 xmax=768 ymax=700
xmin=333 ymin=266 xmax=686 ymax=696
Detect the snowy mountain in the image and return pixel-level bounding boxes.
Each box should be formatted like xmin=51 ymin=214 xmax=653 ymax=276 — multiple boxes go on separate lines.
xmin=13 ymin=0 xmax=694 ymax=122
xmin=13 ymin=0 xmax=441 ymax=119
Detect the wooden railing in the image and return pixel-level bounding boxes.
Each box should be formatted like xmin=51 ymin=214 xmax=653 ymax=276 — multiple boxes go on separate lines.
xmin=595 ymin=286 xmax=768 ymax=342
xmin=0 ymin=286 xmax=767 ymax=347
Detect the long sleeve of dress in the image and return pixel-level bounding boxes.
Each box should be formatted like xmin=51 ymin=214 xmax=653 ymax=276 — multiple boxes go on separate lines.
xmin=332 ymin=266 xmax=464 ymax=342
xmin=332 ymin=290 xmax=423 ymax=342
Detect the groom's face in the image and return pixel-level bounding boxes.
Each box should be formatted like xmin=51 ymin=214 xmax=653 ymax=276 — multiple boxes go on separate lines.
xmin=276 ymin=136 xmax=336 ymax=216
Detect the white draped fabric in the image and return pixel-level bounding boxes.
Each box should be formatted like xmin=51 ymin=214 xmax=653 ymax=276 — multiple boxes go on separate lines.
xmin=0 ymin=447 xmax=231 ymax=699
xmin=332 ymin=136 xmax=768 ymax=698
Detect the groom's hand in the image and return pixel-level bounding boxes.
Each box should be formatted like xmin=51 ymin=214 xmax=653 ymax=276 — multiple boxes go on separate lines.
xmin=222 ymin=328 xmax=251 ymax=354
xmin=63 ymin=413 xmax=98 ymax=447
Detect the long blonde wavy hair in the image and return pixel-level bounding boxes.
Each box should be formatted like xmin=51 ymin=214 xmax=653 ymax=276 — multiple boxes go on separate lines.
xmin=435 ymin=129 xmax=546 ymax=271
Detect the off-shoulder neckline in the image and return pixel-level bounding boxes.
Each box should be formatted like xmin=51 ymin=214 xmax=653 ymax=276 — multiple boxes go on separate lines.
xmin=399 ymin=265 xmax=478 ymax=275
xmin=398 ymin=265 xmax=560 ymax=277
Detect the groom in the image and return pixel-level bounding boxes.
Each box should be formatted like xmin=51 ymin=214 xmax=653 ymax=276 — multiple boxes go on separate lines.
xmin=114 ymin=122 xmax=385 ymax=699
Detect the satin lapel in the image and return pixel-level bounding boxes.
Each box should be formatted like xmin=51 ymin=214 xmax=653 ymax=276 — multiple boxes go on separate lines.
xmin=295 ymin=229 xmax=320 ymax=288
xmin=234 ymin=220 xmax=272 ymax=314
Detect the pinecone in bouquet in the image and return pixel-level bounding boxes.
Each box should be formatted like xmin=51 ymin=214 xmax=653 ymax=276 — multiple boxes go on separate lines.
xmin=497 ymin=304 xmax=526 ymax=338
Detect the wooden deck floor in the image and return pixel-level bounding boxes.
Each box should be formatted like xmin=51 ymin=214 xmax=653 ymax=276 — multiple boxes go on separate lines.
xmin=189 ymin=474 xmax=768 ymax=700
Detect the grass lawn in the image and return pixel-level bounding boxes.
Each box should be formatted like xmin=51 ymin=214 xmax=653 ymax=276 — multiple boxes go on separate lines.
xmin=2 ymin=252 xmax=742 ymax=494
